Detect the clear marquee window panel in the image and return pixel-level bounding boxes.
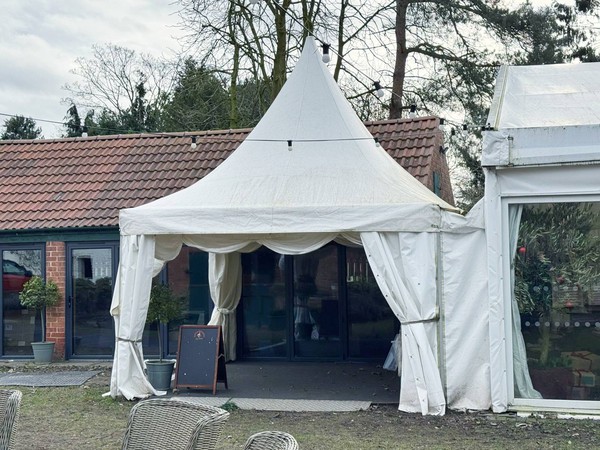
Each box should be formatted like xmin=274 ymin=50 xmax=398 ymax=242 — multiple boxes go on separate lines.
xmin=514 ymin=202 xmax=600 ymax=401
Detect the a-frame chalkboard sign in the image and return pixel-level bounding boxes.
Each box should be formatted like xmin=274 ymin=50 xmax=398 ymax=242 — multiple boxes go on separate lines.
xmin=174 ymin=325 xmax=228 ymax=395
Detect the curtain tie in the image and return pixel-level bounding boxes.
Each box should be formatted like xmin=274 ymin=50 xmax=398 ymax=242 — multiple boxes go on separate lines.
xmin=116 ymin=337 xmax=142 ymax=343
xmin=217 ymin=308 xmax=234 ymax=315
xmin=400 ymin=307 xmax=439 ymax=326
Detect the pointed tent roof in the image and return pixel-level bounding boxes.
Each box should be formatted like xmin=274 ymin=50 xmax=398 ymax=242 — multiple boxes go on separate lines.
xmin=120 ymin=37 xmax=456 ymax=236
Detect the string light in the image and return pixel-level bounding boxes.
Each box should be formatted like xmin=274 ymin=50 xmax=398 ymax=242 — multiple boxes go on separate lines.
xmin=409 ymin=104 xmax=416 ymax=118
xmin=81 ymin=126 xmax=88 ymax=137
xmin=287 ymin=139 xmax=293 ymax=151
xmin=322 ymin=43 xmax=331 ymax=63
xmin=191 ymin=136 xmax=197 ymax=149
xmin=373 ymin=81 xmax=384 ymax=98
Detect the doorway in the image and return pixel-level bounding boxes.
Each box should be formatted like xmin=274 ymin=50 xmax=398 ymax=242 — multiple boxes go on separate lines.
xmin=0 ymin=245 xmax=44 ymax=356
xmin=66 ymin=242 xmax=118 ymax=358
xmin=240 ymin=244 xmax=396 ymax=361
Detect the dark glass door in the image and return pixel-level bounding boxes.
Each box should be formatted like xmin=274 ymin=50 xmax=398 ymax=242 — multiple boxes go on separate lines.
xmin=1 ymin=246 xmax=44 ymax=356
xmin=67 ymin=243 xmax=117 ymax=357
xmin=240 ymin=244 xmax=395 ymax=361
xmin=293 ymin=246 xmax=341 ymax=359
xmin=346 ymin=247 xmax=397 ymax=359
xmin=241 ymin=248 xmax=288 ymax=358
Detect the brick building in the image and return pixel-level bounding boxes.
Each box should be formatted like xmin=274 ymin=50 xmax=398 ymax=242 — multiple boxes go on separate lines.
xmin=0 ymin=117 xmax=454 ymax=361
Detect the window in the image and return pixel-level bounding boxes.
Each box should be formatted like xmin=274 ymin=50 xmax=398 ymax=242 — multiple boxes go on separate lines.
xmin=1 ymin=246 xmax=44 ymax=356
xmin=513 ymin=202 xmax=600 ymax=401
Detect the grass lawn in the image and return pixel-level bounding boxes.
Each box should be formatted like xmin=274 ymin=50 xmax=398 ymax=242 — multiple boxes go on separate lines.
xmin=9 ymin=384 xmax=600 ymax=450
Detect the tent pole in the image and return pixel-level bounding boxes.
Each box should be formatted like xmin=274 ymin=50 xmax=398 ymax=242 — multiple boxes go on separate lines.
xmin=436 ymin=231 xmax=448 ymax=399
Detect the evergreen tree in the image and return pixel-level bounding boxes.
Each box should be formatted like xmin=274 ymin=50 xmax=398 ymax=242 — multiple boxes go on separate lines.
xmin=162 ymin=59 xmax=230 ymax=132
xmin=1 ymin=115 xmax=42 ymax=140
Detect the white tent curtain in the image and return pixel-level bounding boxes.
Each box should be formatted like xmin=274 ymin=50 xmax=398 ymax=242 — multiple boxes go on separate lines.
xmin=441 ymin=227 xmax=492 ymax=410
xmin=109 ymin=234 xmax=162 ymax=399
xmin=361 ymin=231 xmax=445 ymax=415
xmin=207 ymin=252 xmax=242 ymax=361
xmin=508 ymin=205 xmax=542 ymax=399
xmin=484 ymin=169 xmax=509 ymax=412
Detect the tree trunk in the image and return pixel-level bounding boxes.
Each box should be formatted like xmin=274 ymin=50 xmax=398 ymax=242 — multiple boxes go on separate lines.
xmin=228 ymin=3 xmax=239 ymax=128
xmin=272 ymin=0 xmax=292 ymax=101
xmin=229 ymin=45 xmax=240 ymax=129
xmin=40 ymin=308 xmax=45 ymax=342
xmin=390 ymin=0 xmax=409 ymax=119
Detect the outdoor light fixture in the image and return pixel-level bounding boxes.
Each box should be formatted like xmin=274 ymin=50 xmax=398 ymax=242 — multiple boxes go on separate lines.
xmin=288 ymin=140 xmax=293 ymax=151
xmin=81 ymin=126 xmax=88 ymax=138
xmin=373 ymin=81 xmax=384 ymax=98
xmin=374 ymin=137 xmax=380 ymax=147
xmin=409 ymin=104 xmax=417 ymax=118
xmin=322 ymin=43 xmax=331 ymax=63
xmin=191 ymin=136 xmax=197 ymax=149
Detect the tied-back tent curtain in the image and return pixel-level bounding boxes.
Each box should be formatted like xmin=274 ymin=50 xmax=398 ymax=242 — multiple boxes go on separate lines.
xmin=361 ymin=232 xmax=444 ymax=415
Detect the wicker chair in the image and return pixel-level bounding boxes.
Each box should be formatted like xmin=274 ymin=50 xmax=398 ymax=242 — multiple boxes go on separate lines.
xmin=121 ymin=399 xmax=229 ymax=450
xmin=244 ymin=431 xmax=299 ymax=450
xmin=0 ymin=389 xmax=22 ymax=450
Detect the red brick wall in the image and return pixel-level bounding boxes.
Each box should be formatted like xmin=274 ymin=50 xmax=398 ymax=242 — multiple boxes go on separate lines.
xmin=45 ymin=241 xmax=66 ymax=359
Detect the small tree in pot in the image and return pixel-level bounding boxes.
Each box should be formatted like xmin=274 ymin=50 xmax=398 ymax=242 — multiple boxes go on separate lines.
xmin=145 ymin=284 xmax=184 ymax=390
xmin=19 ymin=276 xmax=61 ymax=363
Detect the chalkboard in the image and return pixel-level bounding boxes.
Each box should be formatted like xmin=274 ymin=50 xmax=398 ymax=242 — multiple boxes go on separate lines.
xmin=174 ymin=325 xmax=228 ymax=394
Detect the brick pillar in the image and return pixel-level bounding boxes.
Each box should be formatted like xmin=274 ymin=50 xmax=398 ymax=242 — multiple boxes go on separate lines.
xmin=45 ymin=241 xmax=66 ymax=360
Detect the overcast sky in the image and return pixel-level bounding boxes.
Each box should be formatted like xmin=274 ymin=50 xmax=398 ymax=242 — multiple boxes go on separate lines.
xmin=0 ymin=0 xmax=559 ymax=138
xmin=0 ymin=0 xmax=184 ymax=138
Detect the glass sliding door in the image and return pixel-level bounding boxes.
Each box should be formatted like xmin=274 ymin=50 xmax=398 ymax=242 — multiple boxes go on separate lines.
xmin=1 ymin=246 xmax=43 ymax=356
xmin=239 ymin=244 xmax=396 ymax=361
xmin=293 ymin=245 xmax=341 ymax=359
xmin=346 ymin=247 xmax=396 ymax=359
xmin=241 ymin=248 xmax=288 ymax=358
xmin=68 ymin=244 xmax=117 ymax=357
xmin=162 ymin=247 xmax=212 ymax=359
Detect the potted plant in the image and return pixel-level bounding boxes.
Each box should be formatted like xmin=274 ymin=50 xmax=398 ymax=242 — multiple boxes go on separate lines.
xmin=18 ymin=276 xmax=60 ymax=363
xmin=145 ymin=284 xmax=184 ymax=390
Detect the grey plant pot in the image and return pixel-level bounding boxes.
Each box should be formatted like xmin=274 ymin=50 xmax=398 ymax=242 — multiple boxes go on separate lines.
xmin=31 ymin=341 xmax=55 ymax=364
xmin=146 ymin=360 xmax=176 ymax=390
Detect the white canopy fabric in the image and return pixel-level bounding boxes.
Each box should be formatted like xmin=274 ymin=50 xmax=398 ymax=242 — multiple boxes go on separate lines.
xmin=488 ymin=62 xmax=600 ymax=129
xmin=119 ymin=37 xmax=455 ymax=237
xmin=109 ymin=36 xmax=488 ymax=415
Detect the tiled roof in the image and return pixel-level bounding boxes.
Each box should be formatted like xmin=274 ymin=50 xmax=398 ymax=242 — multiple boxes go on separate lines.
xmin=0 ymin=116 xmax=454 ymax=232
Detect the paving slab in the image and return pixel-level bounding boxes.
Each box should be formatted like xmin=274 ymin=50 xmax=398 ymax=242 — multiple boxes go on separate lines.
xmin=0 ymin=370 xmax=98 ymax=387
xmin=175 ymin=396 xmax=372 ymax=412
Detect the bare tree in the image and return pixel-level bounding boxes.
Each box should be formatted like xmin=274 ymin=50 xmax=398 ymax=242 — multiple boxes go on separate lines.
xmin=63 ymin=43 xmax=175 ymax=116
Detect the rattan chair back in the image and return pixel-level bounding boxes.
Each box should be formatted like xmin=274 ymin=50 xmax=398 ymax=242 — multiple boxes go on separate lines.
xmin=0 ymin=389 xmax=22 ymax=450
xmin=121 ymin=399 xmax=229 ymax=450
xmin=244 ymin=431 xmax=299 ymax=450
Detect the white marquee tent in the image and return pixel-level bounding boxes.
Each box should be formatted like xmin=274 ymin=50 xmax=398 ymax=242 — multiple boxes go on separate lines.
xmin=109 ymin=37 xmax=491 ymax=415
xmin=484 ymin=62 xmax=600 ymax=413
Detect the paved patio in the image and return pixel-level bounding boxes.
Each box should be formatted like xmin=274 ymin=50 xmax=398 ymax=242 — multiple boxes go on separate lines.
xmin=171 ymin=360 xmax=400 ymax=411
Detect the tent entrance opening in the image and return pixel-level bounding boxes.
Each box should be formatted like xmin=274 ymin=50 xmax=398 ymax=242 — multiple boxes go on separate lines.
xmin=240 ymin=244 xmax=397 ymax=361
